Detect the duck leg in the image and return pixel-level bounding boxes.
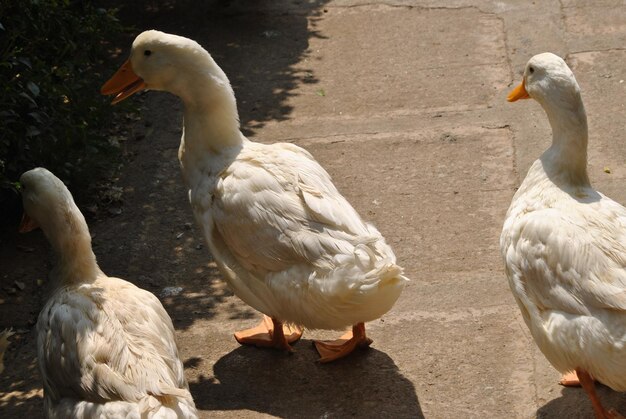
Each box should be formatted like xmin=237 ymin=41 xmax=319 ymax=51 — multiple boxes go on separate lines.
xmin=314 ymin=322 xmax=373 ymax=363
xmin=234 ymin=315 xmax=302 ymax=352
xmin=576 ymin=368 xmax=624 ymax=419
xmin=559 ymin=370 xmax=581 ymax=387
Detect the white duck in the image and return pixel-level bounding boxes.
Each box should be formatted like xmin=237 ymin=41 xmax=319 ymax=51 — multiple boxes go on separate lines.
xmin=501 ymin=53 xmax=626 ymax=418
xmin=101 ymin=30 xmax=407 ymax=362
xmin=20 ymin=168 xmax=197 ymax=418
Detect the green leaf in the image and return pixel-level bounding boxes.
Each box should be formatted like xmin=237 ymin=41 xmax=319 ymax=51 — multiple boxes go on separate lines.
xmin=19 ymin=92 xmax=37 ymax=106
xmin=17 ymin=57 xmax=32 ymax=69
xmin=28 ymin=112 xmax=44 ymax=123
xmin=26 ymin=126 xmax=41 ymax=137
xmin=27 ymin=81 xmax=40 ymax=97
xmin=0 ymin=1 xmax=127 ymax=216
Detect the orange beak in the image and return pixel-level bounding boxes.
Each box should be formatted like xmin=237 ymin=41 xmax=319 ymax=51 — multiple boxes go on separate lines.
xmin=507 ymin=78 xmax=530 ymax=102
xmin=101 ymin=60 xmax=146 ymax=104
xmin=19 ymin=212 xmax=39 ymax=233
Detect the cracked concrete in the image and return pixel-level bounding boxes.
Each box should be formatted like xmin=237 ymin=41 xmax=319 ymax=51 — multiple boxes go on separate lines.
xmin=0 ymin=0 xmax=624 ymax=417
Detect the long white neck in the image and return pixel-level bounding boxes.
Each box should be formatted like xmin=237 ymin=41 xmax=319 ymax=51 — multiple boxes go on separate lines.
xmin=538 ymin=89 xmax=590 ymax=187
xmin=44 ymin=204 xmax=100 ymax=286
xmin=182 ymin=94 xmax=242 ymax=153
xmin=171 ymin=63 xmax=244 ymax=184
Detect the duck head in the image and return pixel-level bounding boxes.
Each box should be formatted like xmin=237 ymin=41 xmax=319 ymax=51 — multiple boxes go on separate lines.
xmin=20 ymin=168 xmax=84 ymax=237
xmin=20 ymin=168 xmax=99 ymax=282
xmin=508 ymin=53 xmax=581 ymax=110
xmin=101 ymin=30 xmax=232 ymax=105
xmin=508 ymin=52 xmax=590 ymax=186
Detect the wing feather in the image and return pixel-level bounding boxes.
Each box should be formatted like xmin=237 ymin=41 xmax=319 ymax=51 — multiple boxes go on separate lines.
xmin=38 ymin=278 xmax=190 ymax=407
xmin=212 ymin=143 xmax=381 ymax=276
xmin=508 ymin=201 xmax=626 ymax=314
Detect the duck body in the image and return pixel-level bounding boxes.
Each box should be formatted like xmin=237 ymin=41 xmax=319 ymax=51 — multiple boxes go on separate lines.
xmin=501 ymin=53 xmax=626 ymax=415
xmin=501 ymin=155 xmax=626 ymax=391
xmin=38 ymin=275 xmax=196 ymax=418
xmin=20 ymin=168 xmax=197 ymax=418
xmin=184 ymin=138 xmax=406 ymax=330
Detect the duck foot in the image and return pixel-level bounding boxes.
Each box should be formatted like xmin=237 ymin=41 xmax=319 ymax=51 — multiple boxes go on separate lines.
xmin=313 ymin=322 xmax=372 ymax=363
xmin=559 ymin=370 xmax=581 ymax=387
xmin=576 ymin=368 xmax=624 ymax=419
xmin=234 ymin=315 xmax=302 ymax=352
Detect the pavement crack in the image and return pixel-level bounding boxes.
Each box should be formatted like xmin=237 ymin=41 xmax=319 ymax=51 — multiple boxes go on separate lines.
xmin=501 ymin=123 xmax=520 ymax=186
xmin=558 ymin=0 xmax=568 ymax=36
xmin=286 ymin=131 xmax=381 ymax=143
xmin=481 ymin=124 xmax=511 ymax=130
xmin=499 ymin=15 xmax=515 ymax=84
xmin=326 ymin=3 xmax=488 ymax=15
xmin=567 ymin=47 xmax=626 ymax=57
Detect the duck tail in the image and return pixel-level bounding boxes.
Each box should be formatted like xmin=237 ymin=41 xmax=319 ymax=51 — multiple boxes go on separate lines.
xmin=138 ymin=390 xmax=198 ymax=418
xmin=352 ymin=239 xmax=408 ymax=289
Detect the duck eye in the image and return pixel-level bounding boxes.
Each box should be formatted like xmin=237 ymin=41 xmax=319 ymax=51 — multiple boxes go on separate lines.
xmin=144 ymin=50 xmax=152 ymax=57
xmin=528 ymin=66 xmax=535 ymax=74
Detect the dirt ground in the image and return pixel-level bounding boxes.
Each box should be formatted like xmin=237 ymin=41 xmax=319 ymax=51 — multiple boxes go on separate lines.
xmin=1 ymin=0 xmax=625 ymax=418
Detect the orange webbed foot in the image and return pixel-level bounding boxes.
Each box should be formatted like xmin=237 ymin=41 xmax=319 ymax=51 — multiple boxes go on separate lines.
xmin=234 ymin=315 xmax=303 ymax=352
xmin=559 ymin=370 xmax=581 ymax=387
xmin=313 ymin=322 xmax=372 ymax=363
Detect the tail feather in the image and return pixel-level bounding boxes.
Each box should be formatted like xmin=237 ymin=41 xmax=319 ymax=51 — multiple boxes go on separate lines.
xmin=48 ymin=391 xmax=198 ymax=419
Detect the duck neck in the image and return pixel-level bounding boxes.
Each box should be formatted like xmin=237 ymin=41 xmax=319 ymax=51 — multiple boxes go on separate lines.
xmin=539 ymin=93 xmax=590 ymax=187
xmin=175 ymin=65 xmax=243 ymax=150
xmin=45 ymin=205 xmax=100 ymax=287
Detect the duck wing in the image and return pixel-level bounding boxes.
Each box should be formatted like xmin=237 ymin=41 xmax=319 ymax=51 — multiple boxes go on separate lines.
xmin=37 ymin=279 xmax=190 ymax=406
xmin=504 ymin=200 xmax=626 ymax=315
xmin=211 ymin=143 xmax=391 ymax=275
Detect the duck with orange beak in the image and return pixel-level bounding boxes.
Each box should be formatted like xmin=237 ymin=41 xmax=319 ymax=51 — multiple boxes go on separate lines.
xmin=501 ymin=53 xmax=626 ymax=419
xmin=102 ymin=30 xmax=408 ymax=362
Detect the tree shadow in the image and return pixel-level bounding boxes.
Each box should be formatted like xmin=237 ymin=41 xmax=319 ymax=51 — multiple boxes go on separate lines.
xmin=0 ymin=228 xmax=46 ymax=416
xmin=0 ymin=0 xmax=334 ymax=413
xmin=189 ymin=343 xmax=423 ymax=418
xmin=537 ymin=384 xmax=626 ymax=418
xmin=108 ymin=0 xmax=329 ymax=135
xmin=0 ymin=330 xmax=43 ymax=417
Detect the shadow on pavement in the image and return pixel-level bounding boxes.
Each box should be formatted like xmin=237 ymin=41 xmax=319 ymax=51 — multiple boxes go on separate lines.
xmin=537 ymin=384 xmax=626 ymax=418
xmin=189 ymin=343 xmax=424 ymax=418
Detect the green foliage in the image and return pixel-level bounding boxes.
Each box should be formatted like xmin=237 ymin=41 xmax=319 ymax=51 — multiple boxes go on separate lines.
xmin=0 ymin=0 xmax=127 ymax=211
